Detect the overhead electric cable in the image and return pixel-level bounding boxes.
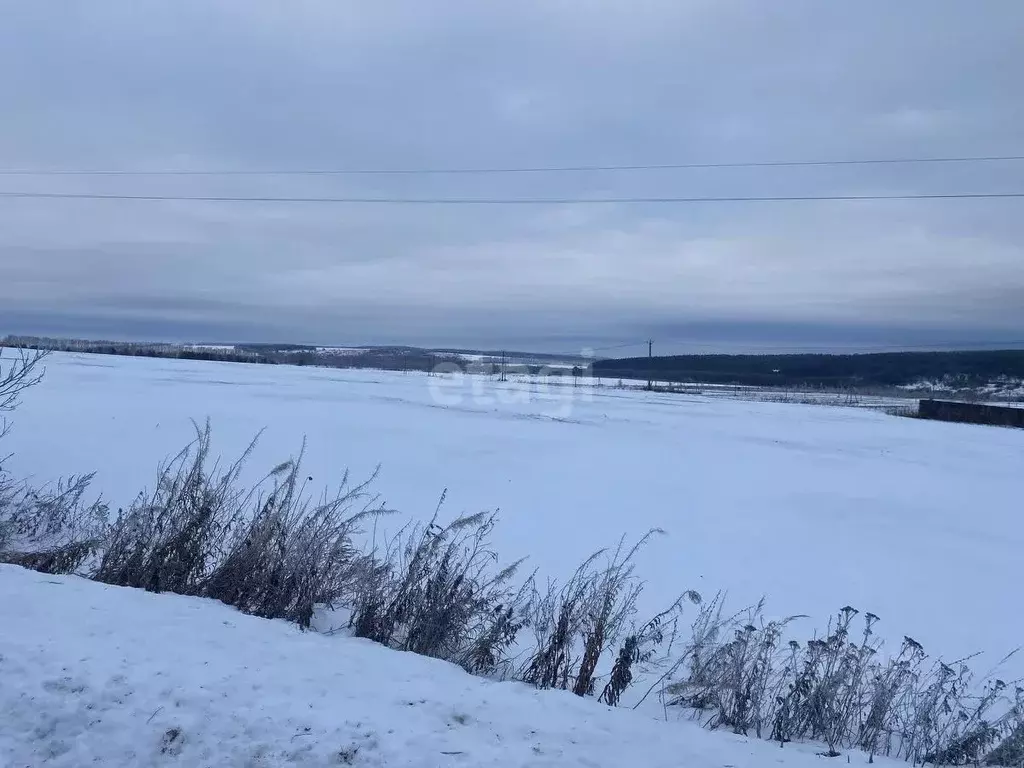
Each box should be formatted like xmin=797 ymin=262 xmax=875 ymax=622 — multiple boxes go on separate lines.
xmin=1 ymin=154 xmax=1022 ymax=176
xmin=1 ymin=191 xmax=1021 ymax=205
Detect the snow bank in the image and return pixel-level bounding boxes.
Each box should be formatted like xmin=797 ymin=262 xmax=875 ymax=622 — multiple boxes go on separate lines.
xmin=0 ymin=564 xmax=895 ymax=767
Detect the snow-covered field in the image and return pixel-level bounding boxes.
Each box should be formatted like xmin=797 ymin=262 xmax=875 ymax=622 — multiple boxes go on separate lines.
xmin=0 ymin=564 xmax=904 ymax=766
xmin=5 ymin=351 xmax=1024 ymax=675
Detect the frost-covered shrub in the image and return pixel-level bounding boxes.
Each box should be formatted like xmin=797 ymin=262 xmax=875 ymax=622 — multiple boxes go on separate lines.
xmin=0 ymin=348 xmax=107 ymax=574
xmin=661 ymin=603 xmax=1023 ymax=766
xmin=93 ymin=421 xmax=384 ymax=627
xmin=0 ymin=472 xmax=108 ymax=574
xmin=519 ymin=532 xmax=665 ymax=697
xmin=94 ymin=421 xmax=257 ymax=594
xmin=350 ymin=501 xmax=530 ymax=672
xmin=205 ymin=457 xmax=384 ymax=628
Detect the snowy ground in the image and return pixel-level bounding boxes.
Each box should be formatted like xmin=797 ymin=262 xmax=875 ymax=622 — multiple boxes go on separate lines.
xmin=0 ymin=564 xmax=902 ymax=767
xmin=6 ymin=352 xmax=1024 ymax=676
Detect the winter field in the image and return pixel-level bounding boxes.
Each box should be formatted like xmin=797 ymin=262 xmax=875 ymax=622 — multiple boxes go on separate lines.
xmin=7 ymin=352 xmax=1024 ymax=660
xmin=3 ymin=351 xmax=1024 ymax=765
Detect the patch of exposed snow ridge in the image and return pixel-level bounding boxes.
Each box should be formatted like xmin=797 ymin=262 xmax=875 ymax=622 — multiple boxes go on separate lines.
xmin=0 ymin=565 xmax=896 ymax=767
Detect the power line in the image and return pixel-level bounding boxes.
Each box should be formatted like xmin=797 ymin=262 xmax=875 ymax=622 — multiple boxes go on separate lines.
xmin=1 ymin=154 xmax=1022 ymax=176
xmin=1 ymin=191 xmax=1022 ymax=205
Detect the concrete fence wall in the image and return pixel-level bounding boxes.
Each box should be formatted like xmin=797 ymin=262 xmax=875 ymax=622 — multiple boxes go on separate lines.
xmin=918 ymin=399 xmax=1024 ymax=428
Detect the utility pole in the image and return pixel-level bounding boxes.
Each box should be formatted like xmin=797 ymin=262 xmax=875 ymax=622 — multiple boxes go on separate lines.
xmin=646 ymin=339 xmax=653 ymax=390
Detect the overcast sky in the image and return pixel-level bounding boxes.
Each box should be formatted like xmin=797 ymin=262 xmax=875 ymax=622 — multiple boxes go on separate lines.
xmin=1 ymin=0 xmax=1022 ymax=354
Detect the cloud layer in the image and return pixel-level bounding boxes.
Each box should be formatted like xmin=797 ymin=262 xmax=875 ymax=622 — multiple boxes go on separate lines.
xmin=1 ymin=0 xmax=1022 ymax=352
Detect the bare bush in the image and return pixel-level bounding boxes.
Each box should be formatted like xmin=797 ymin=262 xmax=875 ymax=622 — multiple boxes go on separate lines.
xmin=0 ymin=473 xmax=109 ymax=574
xmin=985 ymin=712 xmax=1024 ymax=767
xmin=0 ymin=347 xmax=109 ymax=574
xmin=600 ymin=593 xmax=698 ymax=707
xmin=519 ymin=531 xmax=662 ymax=698
xmin=204 ymin=451 xmax=386 ymax=627
xmin=904 ymin=655 xmax=1023 ymax=766
xmin=350 ymin=499 xmax=529 ymax=672
xmin=669 ymin=599 xmax=801 ymax=739
xmin=94 ymin=421 xmax=258 ymax=594
xmin=0 ymin=347 xmax=48 ymax=419
xmin=519 ymin=556 xmax=594 ymax=690
xmin=92 ymin=421 xmax=384 ymax=627
xmin=659 ymin=602 xmax=1022 ymax=765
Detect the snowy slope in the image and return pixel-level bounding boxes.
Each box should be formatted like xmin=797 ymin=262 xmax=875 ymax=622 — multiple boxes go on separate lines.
xmin=0 ymin=564 xmax=897 ymax=767
xmin=6 ymin=352 xmax=1024 ymax=675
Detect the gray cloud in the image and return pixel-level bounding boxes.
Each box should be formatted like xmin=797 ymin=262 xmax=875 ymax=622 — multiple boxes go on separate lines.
xmin=1 ymin=0 xmax=1022 ymax=352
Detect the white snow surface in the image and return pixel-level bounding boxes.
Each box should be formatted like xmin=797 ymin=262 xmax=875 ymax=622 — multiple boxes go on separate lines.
xmin=6 ymin=352 xmax=1024 ymax=673
xmin=0 ymin=564 xmax=899 ymax=767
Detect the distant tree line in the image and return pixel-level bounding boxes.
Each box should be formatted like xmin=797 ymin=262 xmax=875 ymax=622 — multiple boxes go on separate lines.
xmin=4 ymin=337 xmax=272 ymax=365
xmin=1 ymin=336 xmax=577 ymax=378
xmin=592 ymin=350 xmax=1024 ymax=388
